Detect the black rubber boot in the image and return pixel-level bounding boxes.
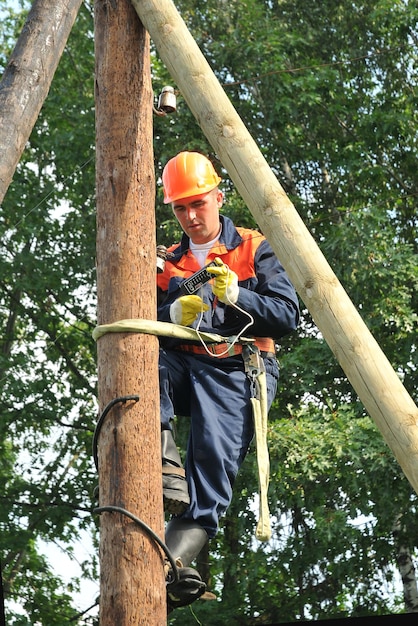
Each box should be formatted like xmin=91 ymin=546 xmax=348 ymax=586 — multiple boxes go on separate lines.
xmin=165 ymin=519 xmax=208 ymax=612
xmin=162 ymin=429 xmax=190 ymax=515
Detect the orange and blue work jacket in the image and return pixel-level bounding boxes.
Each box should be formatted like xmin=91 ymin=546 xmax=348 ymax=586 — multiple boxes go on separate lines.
xmin=157 ymin=215 xmax=299 ymax=354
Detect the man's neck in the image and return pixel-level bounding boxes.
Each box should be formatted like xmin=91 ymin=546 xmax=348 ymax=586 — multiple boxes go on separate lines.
xmin=190 ymin=225 xmax=221 ymax=267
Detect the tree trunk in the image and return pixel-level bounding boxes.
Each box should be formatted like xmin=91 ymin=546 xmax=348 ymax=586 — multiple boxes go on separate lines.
xmin=95 ymin=0 xmax=165 ymax=623
xmin=0 ymin=0 xmax=83 ymax=204
xmin=0 ymin=560 xmax=5 ymax=626
xmin=396 ymin=545 xmax=418 ymax=612
xmin=393 ymin=516 xmax=418 ymax=613
xmin=131 ymin=0 xmax=418 ymax=498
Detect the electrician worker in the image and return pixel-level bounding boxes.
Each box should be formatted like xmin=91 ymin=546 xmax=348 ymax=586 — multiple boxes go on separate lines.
xmin=157 ymin=151 xmax=299 ymax=610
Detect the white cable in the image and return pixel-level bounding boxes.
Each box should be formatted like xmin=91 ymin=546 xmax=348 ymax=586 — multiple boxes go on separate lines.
xmin=194 ymin=264 xmax=254 ymax=358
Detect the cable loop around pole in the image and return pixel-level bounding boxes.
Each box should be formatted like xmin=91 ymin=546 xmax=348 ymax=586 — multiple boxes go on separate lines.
xmin=92 ymin=396 xmax=181 ymax=584
xmin=92 ymin=395 xmax=140 ymax=471
xmin=93 ymin=505 xmax=180 ymax=584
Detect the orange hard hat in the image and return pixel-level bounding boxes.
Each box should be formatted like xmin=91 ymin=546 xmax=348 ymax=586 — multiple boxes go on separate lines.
xmin=162 ymin=151 xmax=222 ymax=204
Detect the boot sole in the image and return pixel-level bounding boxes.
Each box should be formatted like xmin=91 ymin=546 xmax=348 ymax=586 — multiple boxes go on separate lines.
xmin=163 ymin=491 xmax=190 ymax=515
xmin=167 ymin=566 xmax=206 ymax=610
xmin=163 ymin=475 xmax=190 ymax=515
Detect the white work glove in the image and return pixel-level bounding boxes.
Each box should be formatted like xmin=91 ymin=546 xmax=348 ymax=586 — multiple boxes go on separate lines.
xmin=206 ymin=257 xmax=239 ymax=304
xmin=169 ymin=294 xmax=209 ymax=326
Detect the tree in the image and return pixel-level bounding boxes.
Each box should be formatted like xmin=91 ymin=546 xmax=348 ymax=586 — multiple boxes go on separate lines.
xmin=158 ymin=0 xmax=417 ymax=622
xmin=0 ymin=0 xmax=417 ymax=623
xmin=0 ymin=1 xmax=98 ymax=623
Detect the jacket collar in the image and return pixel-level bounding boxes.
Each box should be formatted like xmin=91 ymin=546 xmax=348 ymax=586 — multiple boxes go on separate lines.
xmin=177 ymin=215 xmax=242 ymax=255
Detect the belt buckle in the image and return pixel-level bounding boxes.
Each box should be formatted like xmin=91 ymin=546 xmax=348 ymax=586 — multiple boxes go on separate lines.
xmin=225 ymin=337 xmax=242 ymax=357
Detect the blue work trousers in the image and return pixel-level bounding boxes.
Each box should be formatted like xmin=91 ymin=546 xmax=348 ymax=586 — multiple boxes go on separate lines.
xmin=159 ymin=348 xmax=279 ymax=538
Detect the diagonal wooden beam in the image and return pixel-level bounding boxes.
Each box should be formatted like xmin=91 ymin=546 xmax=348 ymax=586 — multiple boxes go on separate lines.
xmin=131 ymin=0 xmax=418 ymax=495
xmin=0 ymin=0 xmax=83 ymax=204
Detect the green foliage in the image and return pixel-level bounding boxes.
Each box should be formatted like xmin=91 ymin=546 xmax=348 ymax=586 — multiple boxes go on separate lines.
xmin=1 ymin=1 xmax=98 ymax=624
xmin=165 ymin=0 xmax=418 ymax=623
xmin=1 ymin=0 xmax=417 ymax=623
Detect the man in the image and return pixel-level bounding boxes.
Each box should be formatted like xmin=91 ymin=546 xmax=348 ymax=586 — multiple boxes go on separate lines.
xmin=157 ymin=151 xmax=299 ymax=609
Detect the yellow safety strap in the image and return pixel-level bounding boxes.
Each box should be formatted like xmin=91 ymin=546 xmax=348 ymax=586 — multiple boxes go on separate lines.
xmin=92 ymin=318 xmax=227 ymax=343
xmin=250 ymin=372 xmax=271 ymax=542
xmin=93 ymin=318 xmax=271 ymax=541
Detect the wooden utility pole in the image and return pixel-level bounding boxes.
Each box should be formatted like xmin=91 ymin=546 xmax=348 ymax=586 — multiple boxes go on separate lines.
xmin=0 ymin=0 xmax=83 ymax=204
xmin=95 ymin=0 xmax=165 ymax=623
xmin=132 ymin=0 xmax=418 ymax=495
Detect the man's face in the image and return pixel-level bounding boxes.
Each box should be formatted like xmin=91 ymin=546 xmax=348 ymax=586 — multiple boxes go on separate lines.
xmin=172 ymin=188 xmax=223 ymax=244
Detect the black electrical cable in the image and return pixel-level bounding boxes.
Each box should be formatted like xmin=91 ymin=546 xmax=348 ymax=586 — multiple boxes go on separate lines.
xmin=92 ymin=395 xmax=140 ymax=471
xmin=92 ymin=395 xmax=180 ymax=584
xmin=94 ymin=506 xmax=179 ymax=584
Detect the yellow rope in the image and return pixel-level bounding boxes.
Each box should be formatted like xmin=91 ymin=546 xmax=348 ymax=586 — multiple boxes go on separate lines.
xmin=93 ymin=318 xmax=271 ymax=541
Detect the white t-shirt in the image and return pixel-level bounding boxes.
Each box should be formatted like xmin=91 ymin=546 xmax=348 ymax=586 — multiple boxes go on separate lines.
xmin=190 ymin=231 xmax=221 ymax=268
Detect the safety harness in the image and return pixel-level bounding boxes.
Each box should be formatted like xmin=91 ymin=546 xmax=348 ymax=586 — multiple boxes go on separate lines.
xmin=93 ymin=319 xmax=272 ymax=541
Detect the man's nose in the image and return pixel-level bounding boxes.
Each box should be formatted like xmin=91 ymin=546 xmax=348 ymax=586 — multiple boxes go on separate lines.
xmin=186 ymin=207 xmax=196 ymax=220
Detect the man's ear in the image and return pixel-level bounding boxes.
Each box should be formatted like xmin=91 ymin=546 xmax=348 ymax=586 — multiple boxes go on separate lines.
xmin=217 ymin=190 xmax=224 ymax=207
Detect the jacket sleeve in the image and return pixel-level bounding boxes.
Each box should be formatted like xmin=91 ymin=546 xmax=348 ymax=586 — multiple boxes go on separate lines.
xmin=235 ymin=239 xmax=299 ymax=339
xmin=157 ymin=275 xmax=185 ymax=323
